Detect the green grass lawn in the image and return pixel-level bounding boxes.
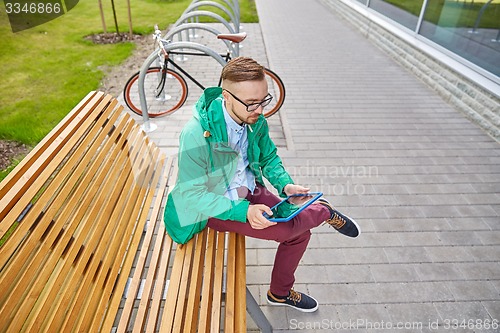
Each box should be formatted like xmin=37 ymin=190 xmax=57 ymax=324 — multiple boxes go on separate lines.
xmin=0 ymin=0 xmax=257 ymax=181
xmin=1 ymin=0 xmax=186 ymax=145
xmin=0 ymin=0 xmax=257 ymax=145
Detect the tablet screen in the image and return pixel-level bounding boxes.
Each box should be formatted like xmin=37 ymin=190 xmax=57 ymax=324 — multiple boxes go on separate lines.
xmin=266 ymin=192 xmax=323 ymax=222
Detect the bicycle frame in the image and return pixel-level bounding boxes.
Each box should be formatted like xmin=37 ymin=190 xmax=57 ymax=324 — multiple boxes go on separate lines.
xmin=129 ymin=36 xmax=285 ymax=125
xmin=164 ymin=50 xmax=232 ymax=90
xmin=136 ymin=41 xmax=227 ymax=125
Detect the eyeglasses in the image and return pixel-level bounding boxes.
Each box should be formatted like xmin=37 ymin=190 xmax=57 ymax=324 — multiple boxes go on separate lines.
xmin=224 ymin=89 xmax=273 ymax=112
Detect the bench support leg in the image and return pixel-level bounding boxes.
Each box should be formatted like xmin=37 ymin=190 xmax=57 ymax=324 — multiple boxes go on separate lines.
xmin=246 ymin=287 xmax=273 ymax=333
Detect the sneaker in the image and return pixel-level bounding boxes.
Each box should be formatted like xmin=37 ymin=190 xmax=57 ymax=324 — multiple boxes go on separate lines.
xmin=267 ymin=289 xmax=318 ymax=312
xmin=317 ymin=198 xmax=360 ymax=238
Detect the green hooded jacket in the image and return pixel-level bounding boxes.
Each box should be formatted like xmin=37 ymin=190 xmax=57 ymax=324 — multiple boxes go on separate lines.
xmin=163 ymin=87 xmax=294 ymax=244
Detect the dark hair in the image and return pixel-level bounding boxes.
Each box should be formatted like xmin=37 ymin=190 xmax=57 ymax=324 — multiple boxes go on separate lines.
xmin=221 ymin=57 xmax=265 ymax=82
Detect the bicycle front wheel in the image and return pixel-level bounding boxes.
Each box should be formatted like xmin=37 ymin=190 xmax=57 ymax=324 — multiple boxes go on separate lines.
xmin=123 ymin=67 xmax=188 ymax=118
xmin=263 ymin=68 xmax=286 ymax=118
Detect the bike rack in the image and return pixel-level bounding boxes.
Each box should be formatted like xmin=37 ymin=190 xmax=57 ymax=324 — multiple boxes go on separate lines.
xmin=172 ymin=10 xmax=236 ymax=36
xmin=468 ymin=0 xmax=493 ymax=34
xmin=184 ymin=1 xmax=239 ymax=33
xmin=192 ymin=0 xmax=239 ymax=25
xmin=136 ymin=0 xmax=243 ymax=131
xmin=493 ymin=29 xmax=500 ymax=43
xmin=138 ymin=42 xmax=227 ymax=132
xmin=166 ymin=10 xmax=238 ymax=62
xmin=182 ymin=0 xmax=240 ymax=41
xmin=164 ymin=23 xmax=238 ymax=56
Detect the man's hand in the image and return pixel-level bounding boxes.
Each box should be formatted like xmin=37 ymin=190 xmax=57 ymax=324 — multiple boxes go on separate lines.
xmin=284 ymin=184 xmax=310 ymax=196
xmin=247 ymin=204 xmax=277 ymax=230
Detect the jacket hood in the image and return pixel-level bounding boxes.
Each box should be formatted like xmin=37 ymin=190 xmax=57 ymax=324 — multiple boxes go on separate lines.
xmin=193 ymin=87 xmax=227 ymax=143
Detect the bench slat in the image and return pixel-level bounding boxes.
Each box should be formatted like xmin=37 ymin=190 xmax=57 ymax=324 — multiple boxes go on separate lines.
xmin=235 ymin=233 xmax=247 ymax=331
xmin=182 ymin=227 xmax=208 ymax=333
xmin=172 ymin=235 xmax=196 ymax=332
xmin=210 ymin=231 xmax=226 ymax=332
xmin=198 ymin=227 xmax=217 ymax=332
xmin=160 ymin=237 xmax=189 ymax=331
xmin=225 ymin=232 xmax=237 ymax=333
xmin=141 ymin=162 xmax=179 ymax=333
xmin=143 ymin=233 xmax=173 ymax=332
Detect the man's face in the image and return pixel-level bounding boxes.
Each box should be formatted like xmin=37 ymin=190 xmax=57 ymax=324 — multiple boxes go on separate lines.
xmin=222 ymin=79 xmax=269 ymax=125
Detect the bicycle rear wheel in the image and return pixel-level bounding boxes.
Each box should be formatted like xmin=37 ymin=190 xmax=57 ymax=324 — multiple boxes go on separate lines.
xmin=263 ymin=68 xmax=286 ymax=118
xmin=123 ymin=67 xmax=188 ymax=118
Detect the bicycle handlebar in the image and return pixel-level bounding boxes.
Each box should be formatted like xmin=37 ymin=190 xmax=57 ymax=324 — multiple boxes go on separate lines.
xmin=152 ymin=25 xmax=169 ymax=56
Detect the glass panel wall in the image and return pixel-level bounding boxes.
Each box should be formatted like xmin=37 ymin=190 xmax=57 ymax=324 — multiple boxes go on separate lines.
xmin=419 ymin=0 xmax=500 ymax=76
xmin=351 ymin=0 xmax=500 ymax=78
xmin=368 ymin=0 xmax=424 ymax=30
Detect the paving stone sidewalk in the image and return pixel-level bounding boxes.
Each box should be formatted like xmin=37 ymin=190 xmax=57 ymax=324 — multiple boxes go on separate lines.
xmin=120 ymin=0 xmax=499 ymax=331
xmin=248 ymin=0 xmax=499 ymax=332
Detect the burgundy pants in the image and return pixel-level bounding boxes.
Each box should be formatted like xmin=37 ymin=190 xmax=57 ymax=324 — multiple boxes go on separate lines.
xmin=207 ymin=184 xmax=330 ymax=296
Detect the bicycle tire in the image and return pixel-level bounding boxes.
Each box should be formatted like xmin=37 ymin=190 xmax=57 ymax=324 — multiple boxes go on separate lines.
xmin=123 ymin=67 xmax=188 ymax=118
xmin=263 ymin=68 xmax=286 ymax=118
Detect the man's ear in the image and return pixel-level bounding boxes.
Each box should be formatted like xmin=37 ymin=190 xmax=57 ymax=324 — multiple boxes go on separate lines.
xmin=221 ymin=89 xmax=230 ymax=105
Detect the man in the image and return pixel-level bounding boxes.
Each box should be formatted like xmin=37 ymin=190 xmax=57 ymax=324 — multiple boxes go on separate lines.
xmin=164 ymin=57 xmax=360 ymax=312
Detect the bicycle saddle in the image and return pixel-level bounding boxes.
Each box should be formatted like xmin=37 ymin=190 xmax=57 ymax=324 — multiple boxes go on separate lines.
xmin=217 ymin=32 xmax=247 ymax=43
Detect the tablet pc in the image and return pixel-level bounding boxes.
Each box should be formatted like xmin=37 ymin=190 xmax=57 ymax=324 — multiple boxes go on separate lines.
xmin=263 ymin=192 xmax=323 ymax=222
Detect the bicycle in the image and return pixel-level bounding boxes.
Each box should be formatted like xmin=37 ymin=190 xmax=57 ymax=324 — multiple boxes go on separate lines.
xmin=123 ymin=25 xmax=286 ymax=118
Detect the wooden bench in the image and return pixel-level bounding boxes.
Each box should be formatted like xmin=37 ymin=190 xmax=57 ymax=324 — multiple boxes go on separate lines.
xmin=0 ymin=91 xmax=272 ymax=332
